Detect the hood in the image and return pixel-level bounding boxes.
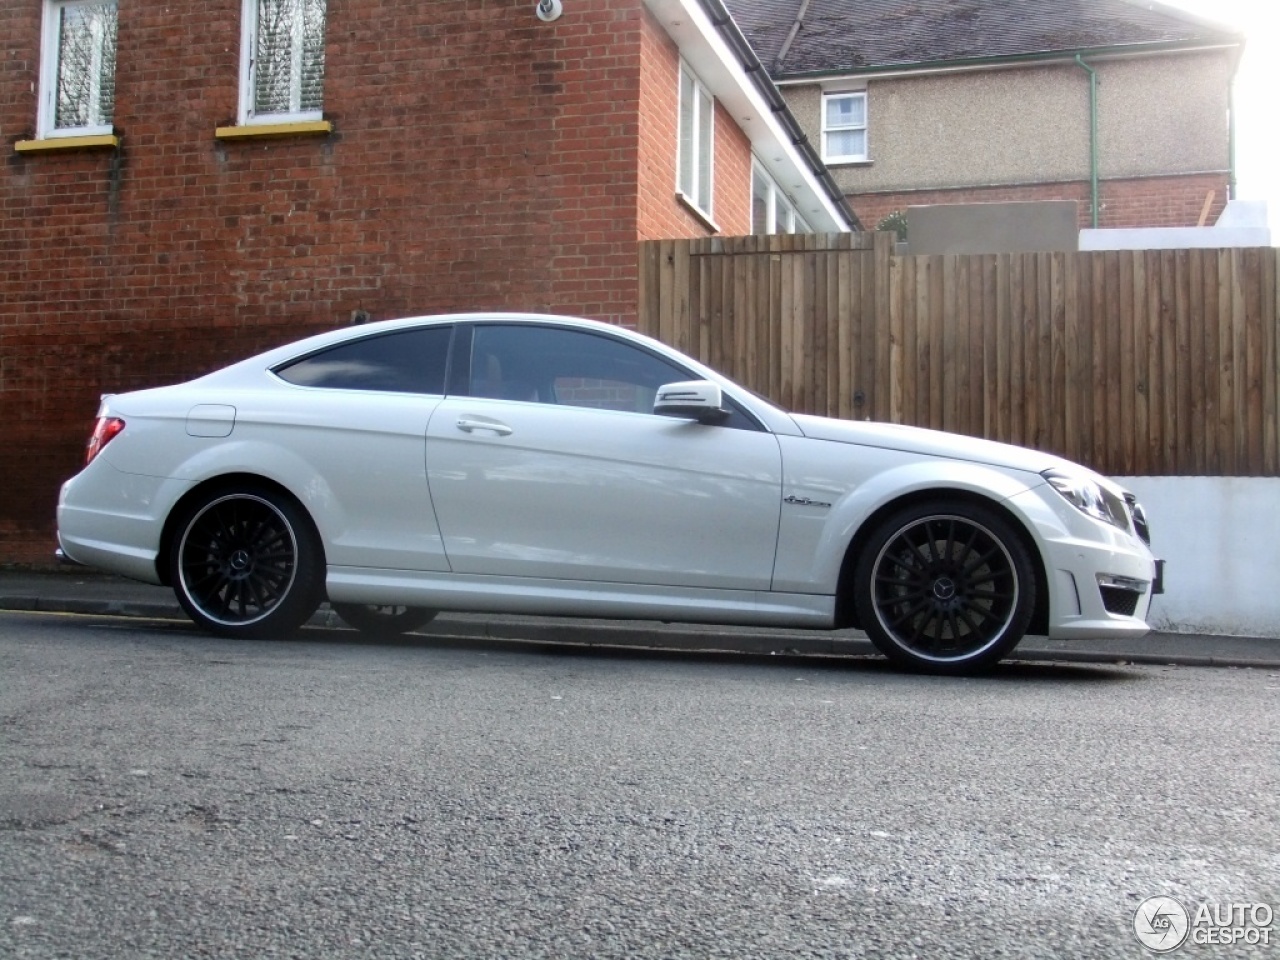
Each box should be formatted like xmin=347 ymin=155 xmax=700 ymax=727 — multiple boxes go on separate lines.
xmin=790 ymin=414 xmax=1073 ymax=476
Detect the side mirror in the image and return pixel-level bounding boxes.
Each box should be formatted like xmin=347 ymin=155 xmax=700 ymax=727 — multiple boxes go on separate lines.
xmin=654 ymin=380 xmax=730 ymax=424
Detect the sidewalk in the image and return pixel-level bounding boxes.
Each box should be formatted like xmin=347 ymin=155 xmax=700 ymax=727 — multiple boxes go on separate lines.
xmin=2 ymin=568 xmax=1278 ymax=669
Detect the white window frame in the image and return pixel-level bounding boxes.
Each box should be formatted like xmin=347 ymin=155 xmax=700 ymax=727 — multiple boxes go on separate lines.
xmin=37 ymin=0 xmax=118 ymax=139
xmin=677 ymin=61 xmax=715 ymax=220
xmin=752 ymin=161 xmax=811 ymax=235
xmin=822 ymin=91 xmax=868 ymax=164
xmin=238 ymin=0 xmax=327 ymax=126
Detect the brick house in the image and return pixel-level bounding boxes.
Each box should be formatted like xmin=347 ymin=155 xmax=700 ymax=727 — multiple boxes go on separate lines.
xmin=725 ymin=0 xmax=1245 ymax=231
xmin=0 ymin=0 xmax=856 ymax=565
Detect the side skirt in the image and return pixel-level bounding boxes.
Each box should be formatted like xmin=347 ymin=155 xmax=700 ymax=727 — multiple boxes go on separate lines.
xmin=326 ymin=567 xmax=837 ymax=629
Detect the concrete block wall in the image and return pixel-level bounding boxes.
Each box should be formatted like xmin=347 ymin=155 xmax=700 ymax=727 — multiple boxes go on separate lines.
xmin=851 ymin=172 xmax=1230 ymax=234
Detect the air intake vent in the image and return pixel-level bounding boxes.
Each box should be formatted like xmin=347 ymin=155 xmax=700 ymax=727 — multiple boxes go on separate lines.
xmin=1100 ymin=586 xmax=1141 ymax=617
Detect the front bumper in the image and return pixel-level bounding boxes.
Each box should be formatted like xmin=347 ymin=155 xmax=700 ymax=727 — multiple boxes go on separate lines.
xmin=1007 ymin=484 xmax=1162 ymax=641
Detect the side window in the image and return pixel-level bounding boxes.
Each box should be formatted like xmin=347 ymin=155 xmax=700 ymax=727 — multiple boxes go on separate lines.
xmin=469 ymin=325 xmax=688 ymax=414
xmin=275 ymin=326 xmax=452 ymax=394
xmin=239 ymin=0 xmax=327 ymax=125
xmin=467 ymin=325 xmax=761 ymax=430
xmin=38 ymin=0 xmax=118 ymax=139
xmin=822 ymin=91 xmax=867 ymax=164
xmin=752 ymin=161 xmax=812 ymax=235
xmin=677 ymin=62 xmax=714 ymax=218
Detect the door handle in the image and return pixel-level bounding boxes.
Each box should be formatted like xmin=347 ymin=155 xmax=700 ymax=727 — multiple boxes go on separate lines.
xmin=456 ymin=416 xmax=513 ymax=437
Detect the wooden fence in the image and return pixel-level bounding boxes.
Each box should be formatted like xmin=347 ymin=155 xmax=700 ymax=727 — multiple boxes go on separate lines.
xmin=637 ymin=233 xmax=1280 ymax=477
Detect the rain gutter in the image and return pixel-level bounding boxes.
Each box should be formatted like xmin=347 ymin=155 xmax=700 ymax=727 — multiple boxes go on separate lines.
xmin=694 ymin=0 xmax=863 ymax=230
xmin=1073 ymin=54 xmax=1099 ymax=229
xmin=771 ymin=41 xmax=1244 ymax=85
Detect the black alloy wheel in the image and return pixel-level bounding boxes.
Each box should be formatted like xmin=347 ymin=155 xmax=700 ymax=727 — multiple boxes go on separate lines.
xmin=332 ymin=603 xmax=438 ymax=637
xmin=170 ymin=487 xmax=324 ymax=639
xmin=853 ymin=501 xmax=1036 ymax=674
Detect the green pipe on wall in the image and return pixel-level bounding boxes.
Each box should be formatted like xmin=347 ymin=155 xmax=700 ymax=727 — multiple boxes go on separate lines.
xmin=1074 ymin=55 xmax=1099 ymax=229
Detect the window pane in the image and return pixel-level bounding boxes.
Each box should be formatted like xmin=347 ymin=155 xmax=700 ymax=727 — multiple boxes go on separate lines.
xmin=54 ymin=1 xmax=117 ymax=130
xmin=275 ymin=327 xmax=453 ymax=394
xmin=752 ymin=167 xmax=770 ymax=234
xmin=826 ymin=94 xmax=865 ymax=127
xmin=775 ymin=192 xmax=795 ymax=233
xmin=696 ymin=87 xmax=713 ymax=211
xmin=826 ymin=128 xmax=866 ymax=159
xmin=678 ymin=68 xmax=696 ymax=197
xmin=299 ymin=0 xmax=326 ymax=112
xmin=255 ymin=0 xmax=326 ymax=116
xmin=471 ymin=325 xmax=688 ymax=412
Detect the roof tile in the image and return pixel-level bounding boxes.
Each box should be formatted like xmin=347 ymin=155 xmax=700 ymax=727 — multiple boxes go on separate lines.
xmin=724 ymin=0 xmax=1243 ymax=77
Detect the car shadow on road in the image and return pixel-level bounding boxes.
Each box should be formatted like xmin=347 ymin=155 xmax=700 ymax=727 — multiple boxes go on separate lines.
xmin=71 ymin=613 xmax=1147 ymax=685
xmin=293 ymin=622 xmax=1145 ymax=684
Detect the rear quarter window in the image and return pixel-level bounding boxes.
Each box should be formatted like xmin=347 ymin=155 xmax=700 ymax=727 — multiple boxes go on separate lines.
xmin=275 ymin=326 xmax=452 ymax=394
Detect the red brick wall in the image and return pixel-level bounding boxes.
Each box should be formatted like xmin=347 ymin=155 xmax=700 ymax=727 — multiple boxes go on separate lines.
xmin=636 ymin=11 xmax=753 ymax=241
xmin=852 ymin=173 xmax=1231 ymax=233
xmin=637 ymin=13 xmax=701 ymax=242
xmin=0 ymin=0 xmax=729 ymax=564
xmin=712 ymin=99 xmax=753 ymax=236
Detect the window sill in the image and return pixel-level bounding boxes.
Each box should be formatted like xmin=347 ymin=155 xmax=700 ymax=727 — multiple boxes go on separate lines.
xmin=14 ymin=134 xmax=121 ymax=154
xmin=825 ymin=158 xmax=872 ymax=167
xmin=215 ymin=120 xmax=333 ymax=140
xmin=675 ymin=192 xmax=721 ymax=234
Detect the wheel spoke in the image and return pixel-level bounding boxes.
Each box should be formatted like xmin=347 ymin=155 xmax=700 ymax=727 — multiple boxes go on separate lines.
xmin=943 ymin=518 xmax=958 ymax=564
xmin=892 ymin=536 xmax=932 ymax=572
xmin=920 ymin=521 xmax=938 ymax=563
xmin=958 ymin=607 xmax=987 ymax=639
xmin=883 ymin=596 xmax=934 ymax=630
xmin=962 ymin=545 xmax=1007 ymax=576
xmin=875 ymin=565 xmax=925 ymax=585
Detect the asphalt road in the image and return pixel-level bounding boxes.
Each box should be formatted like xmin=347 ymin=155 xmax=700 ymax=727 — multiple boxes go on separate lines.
xmin=1 ymin=610 xmax=1277 ymax=959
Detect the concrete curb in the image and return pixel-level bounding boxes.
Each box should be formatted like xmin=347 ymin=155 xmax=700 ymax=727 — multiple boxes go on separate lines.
xmin=4 ymin=591 xmax=1279 ymax=670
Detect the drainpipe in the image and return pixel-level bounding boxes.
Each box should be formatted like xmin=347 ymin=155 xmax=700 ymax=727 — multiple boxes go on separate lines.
xmin=1074 ymin=54 xmax=1099 ymax=229
xmin=1227 ymin=46 xmax=1242 ymax=201
xmin=1227 ymin=80 xmax=1237 ymax=200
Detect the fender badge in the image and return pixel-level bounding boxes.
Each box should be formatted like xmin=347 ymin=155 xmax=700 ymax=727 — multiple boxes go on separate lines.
xmin=784 ymin=495 xmax=832 ymax=508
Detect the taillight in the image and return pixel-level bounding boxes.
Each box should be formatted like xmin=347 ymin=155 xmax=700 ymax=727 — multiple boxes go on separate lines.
xmin=86 ymin=417 xmax=126 ymax=465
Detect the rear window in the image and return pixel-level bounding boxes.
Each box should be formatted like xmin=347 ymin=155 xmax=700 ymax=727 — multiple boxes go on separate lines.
xmin=275 ymin=326 xmax=452 ymax=394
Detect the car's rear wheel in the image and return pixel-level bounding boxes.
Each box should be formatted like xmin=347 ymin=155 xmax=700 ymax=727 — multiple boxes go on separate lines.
xmin=331 ymin=603 xmax=438 ymax=637
xmin=170 ymin=486 xmax=324 ymax=639
xmin=852 ymin=501 xmax=1035 ymax=674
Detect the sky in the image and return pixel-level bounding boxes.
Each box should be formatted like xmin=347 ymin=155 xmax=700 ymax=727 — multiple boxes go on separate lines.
xmin=1157 ymin=0 xmax=1278 ymax=228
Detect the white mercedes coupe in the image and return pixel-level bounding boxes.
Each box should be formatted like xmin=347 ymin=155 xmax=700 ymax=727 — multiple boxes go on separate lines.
xmin=57 ymin=313 xmax=1161 ymax=673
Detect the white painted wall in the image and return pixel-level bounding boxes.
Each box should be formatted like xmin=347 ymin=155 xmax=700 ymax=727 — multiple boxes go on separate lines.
xmin=1080 ymin=200 xmax=1274 ymax=250
xmin=1118 ymin=476 xmax=1280 ymax=639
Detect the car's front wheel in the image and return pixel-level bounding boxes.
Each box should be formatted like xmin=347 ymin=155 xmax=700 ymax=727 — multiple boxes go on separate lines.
xmin=331 ymin=603 xmax=438 ymax=637
xmin=169 ymin=486 xmax=324 ymax=639
xmin=852 ymin=500 xmax=1036 ymax=674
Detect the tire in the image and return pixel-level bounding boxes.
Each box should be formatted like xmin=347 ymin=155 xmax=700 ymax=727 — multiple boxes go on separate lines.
xmin=852 ymin=500 xmax=1036 ymax=675
xmin=332 ymin=603 xmax=438 ymax=637
xmin=169 ymin=485 xmax=325 ymax=640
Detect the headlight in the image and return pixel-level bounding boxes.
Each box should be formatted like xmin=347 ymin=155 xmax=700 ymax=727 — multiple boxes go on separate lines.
xmin=1042 ymin=469 xmax=1130 ymax=531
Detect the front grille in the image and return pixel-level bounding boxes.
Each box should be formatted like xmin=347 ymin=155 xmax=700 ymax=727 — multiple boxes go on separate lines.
xmin=1100 ymin=585 xmax=1142 ymax=617
xmin=1125 ymin=494 xmax=1151 ymax=544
